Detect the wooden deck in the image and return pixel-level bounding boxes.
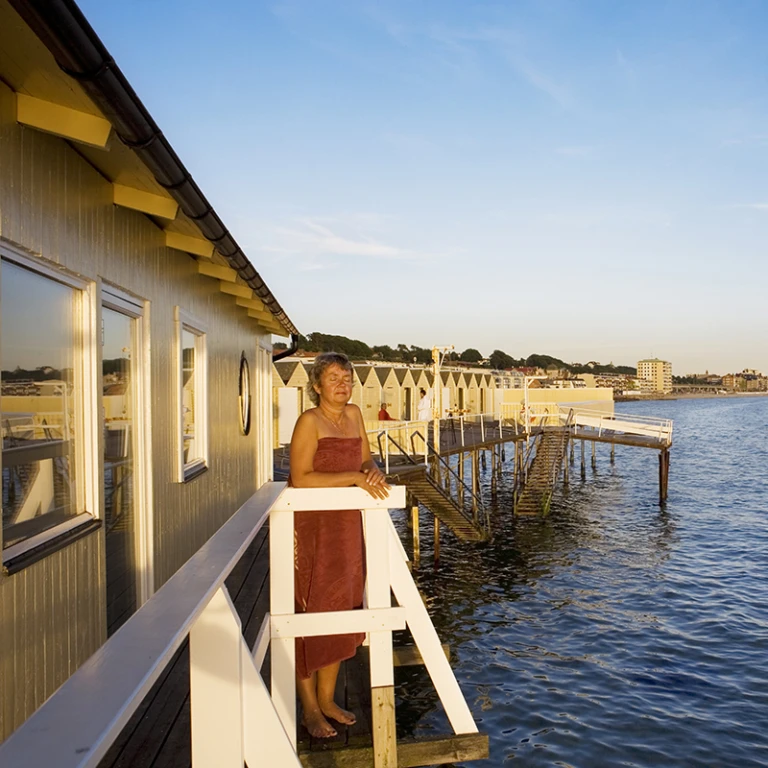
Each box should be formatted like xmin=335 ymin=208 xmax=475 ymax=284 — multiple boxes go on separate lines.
xmin=98 ymin=524 xmax=488 ymax=768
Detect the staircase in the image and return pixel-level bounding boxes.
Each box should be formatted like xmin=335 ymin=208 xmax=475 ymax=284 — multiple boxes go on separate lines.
xmin=401 ymin=467 xmax=489 ymax=541
xmin=515 ymin=430 xmax=569 ymax=516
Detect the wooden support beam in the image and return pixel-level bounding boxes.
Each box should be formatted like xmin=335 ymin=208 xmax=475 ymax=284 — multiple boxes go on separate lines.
xmin=433 ymin=517 xmax=440 ymax=563
xmin=299 ymin=733 xmax=489 ymax=768
xmin=411 ymin=505 xmax=420 ymax=568
xmin=247 ymin=309 xmax=280 ymax=330
xmin=219 ymin=281 xmax=253 ymax=299
xmin=113 ymin=184 xmax=178 ymax=220
xmin=235 ymin=296 xmax=267 ymax=312
xmin=15 ymin=93 xmax=112 ymax=148
xmin=166 ymin=231 xmax=214 ymax=259
xmin=198 ymin=261 xmax=237 ymax=282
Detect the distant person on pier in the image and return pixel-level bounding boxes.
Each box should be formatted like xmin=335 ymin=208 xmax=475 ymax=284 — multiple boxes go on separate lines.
xmin=417 ymin=387 xmax=432 ymax=421
xmin=378 ymin=402 xmax=394 ymax=420
xmin=289 ymin=351 xmax=390 ymax=738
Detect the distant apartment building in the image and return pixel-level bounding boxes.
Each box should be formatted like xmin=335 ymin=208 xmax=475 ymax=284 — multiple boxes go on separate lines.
xmin=637 ymin=358 xmax=673 ymax=394
xmin=723 ymin=370 xmax=767 ymax=392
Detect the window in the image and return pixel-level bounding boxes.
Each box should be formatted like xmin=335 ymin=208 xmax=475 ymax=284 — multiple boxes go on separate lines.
xmin=175 ymin=308 xmax=207 ymax=481
xmin=1 ymin=250 xmax=97 ymax=560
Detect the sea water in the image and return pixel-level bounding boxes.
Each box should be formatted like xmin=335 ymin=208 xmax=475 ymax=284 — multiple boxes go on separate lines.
xmin=395 ymin=396 xmax=768 ymax=767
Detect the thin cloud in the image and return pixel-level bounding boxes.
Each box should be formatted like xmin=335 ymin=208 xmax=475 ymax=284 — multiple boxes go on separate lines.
xmin=258 ymin=217 xmax=434 ymax=262
xmin=731 ymin=203 xmax=768 ymax=210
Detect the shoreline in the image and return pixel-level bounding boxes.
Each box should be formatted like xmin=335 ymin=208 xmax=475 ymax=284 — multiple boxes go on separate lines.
xmin=616 ymin=391 xmax=768 ymax=402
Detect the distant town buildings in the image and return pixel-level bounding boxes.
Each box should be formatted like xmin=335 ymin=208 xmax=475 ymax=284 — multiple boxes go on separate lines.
xmin=637 ymin=358 xmax=673 ymax=395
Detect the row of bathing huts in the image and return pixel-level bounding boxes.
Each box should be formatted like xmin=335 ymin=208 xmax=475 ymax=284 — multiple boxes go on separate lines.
xmin=273 ymin=358 xmax=613 ymax=446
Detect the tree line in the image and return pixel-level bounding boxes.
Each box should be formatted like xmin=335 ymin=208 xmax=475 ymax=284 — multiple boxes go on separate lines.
xmin=275 ymin=333 xmax=636 ymax=375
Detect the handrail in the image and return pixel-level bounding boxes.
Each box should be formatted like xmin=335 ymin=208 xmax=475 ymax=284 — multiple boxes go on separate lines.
xmin=0 ymin=482 xmax=286 ymax=767
xmin=267 ymin=485 xmax=478 ymax=754
xmin=1 ymin=482 xmax=480 ymax=767
xmin=406 ymin=430 xmax=490 ymax=535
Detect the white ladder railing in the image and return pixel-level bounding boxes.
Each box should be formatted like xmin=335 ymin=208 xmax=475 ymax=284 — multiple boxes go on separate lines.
xmin=0 ymin=483 xmax=478 ymax=768
xmin=498 ymin=402 xmax=673 ymax=445
xmin=266 ymin=486 xmax=478 ymax=766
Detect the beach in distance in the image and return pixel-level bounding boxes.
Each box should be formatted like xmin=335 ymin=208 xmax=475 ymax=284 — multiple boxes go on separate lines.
xmin=617 ymin=391 xmax=768 ymax=402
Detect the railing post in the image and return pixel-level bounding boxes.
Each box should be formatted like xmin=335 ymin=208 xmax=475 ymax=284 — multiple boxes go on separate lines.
xmin=270 ymin=505 xmax=297 ymax=749
xmin=364 ymin=508 xmax=397 ymax=768
xmin=190 ymin=587 xmax=244 ymax=768
xmin=480 ymin=414 xmax=485 ymax=442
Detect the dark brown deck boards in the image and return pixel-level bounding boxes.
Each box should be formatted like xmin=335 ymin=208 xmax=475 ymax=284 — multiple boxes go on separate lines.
xmin=98 ymin=526 xmax=270 ymax=768
xmin=98 ymin=522 xmax=485 ymax=768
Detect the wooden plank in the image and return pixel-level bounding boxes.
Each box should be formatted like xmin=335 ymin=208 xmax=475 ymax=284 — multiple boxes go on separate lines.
xmin=113 ymin=184 xmax=178 ymax=220
xmin=299 ymin=733 xmax=489 ymax=767
xmin=219 ymin=281 xmax=252 ymax=299
xmin=235 ymin=296 xmax=266 ymax=312
xmin=15 ymin=93 xmax=112 ymax=148
xmin=371 ymin=686 xmax=397 ymax=768
xmin=164 ymin=232 xmax=214 ymax=259
xmin=196 ymin=260 xmax=236 ymax=282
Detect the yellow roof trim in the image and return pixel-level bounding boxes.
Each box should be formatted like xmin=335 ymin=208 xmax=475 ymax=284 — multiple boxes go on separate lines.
xmin=167 ymin=232 xmax=214 ymax=259
xmin=15 ymin=92 xmax=112 ymax=148
xmin=113 ymin=183 xmax=178 ymax=220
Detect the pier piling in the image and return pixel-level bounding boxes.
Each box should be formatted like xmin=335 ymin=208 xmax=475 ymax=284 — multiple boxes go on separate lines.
xmin=411 ymin=505 xmax=420 ymax=568
xmin=659 ymin=449 xmax=670 ymax=503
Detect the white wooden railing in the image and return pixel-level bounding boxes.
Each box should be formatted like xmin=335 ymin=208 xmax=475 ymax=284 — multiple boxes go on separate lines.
xmin=0 ymin=483 xmax=477 ymax=768
xmin=499 ymin=402 xmax=673 ymax=445
xmin=366 ymin=420 xmax=429 ymax=473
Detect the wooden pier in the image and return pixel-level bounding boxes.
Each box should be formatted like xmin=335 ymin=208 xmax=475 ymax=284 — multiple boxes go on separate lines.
xmin=369 ymin=405 xmax=674 ymax=545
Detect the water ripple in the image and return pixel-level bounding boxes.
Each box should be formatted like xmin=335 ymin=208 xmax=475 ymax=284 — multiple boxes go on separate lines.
xmin=394 ymin=397 xmax=768 ymax=767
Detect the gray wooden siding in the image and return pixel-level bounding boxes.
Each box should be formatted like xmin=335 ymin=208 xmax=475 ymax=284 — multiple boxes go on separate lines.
xmin=0 ymin=81 xmax=272 ymax=740
xmin=0 ymin=530 xmax=104 ymax=740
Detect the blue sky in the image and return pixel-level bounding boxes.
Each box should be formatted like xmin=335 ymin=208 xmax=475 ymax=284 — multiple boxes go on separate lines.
xmin=79 ymin=0 xmax=768 ymax=374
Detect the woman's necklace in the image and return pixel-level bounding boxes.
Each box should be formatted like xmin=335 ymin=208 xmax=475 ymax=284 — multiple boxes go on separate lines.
xmin=319 ymin=407 xmax=346 ymax=435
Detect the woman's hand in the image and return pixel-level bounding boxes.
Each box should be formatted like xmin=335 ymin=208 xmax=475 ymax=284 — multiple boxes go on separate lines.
xmin=355 ymin=468 xmax=391 ymax=499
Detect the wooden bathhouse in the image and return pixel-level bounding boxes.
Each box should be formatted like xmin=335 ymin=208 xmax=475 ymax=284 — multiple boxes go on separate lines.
xmin=375 ymin=366 xmax=401 ymax=419
xmin=355 ymin=364 xmax=383 ymax=419
xmin=274 ymin=360 xmax=310 ymax=446
xmin=394 ymin=367 xmax=417 ymax=420
xmin=0 ymin=0 xmax=300 ymax=742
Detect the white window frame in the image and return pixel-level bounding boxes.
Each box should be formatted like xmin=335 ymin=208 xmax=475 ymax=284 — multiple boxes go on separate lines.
xmin=174 ymin=307 xmax=208 ymax=483
xmin=0 ymin=240 xmax=99 ymax=565
xmin=101 ymin=283 xmax=154 ymax=602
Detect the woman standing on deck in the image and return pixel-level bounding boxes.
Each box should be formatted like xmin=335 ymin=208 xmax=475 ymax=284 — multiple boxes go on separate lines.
xmin=289 ymin=352 xmax=390 ymax=738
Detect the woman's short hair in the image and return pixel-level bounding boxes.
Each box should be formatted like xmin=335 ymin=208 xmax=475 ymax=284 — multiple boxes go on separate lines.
xmin=420 ymin=388 xmax=426 ymax=396
xmin=306 ymin=352 xmax=354 ymax=406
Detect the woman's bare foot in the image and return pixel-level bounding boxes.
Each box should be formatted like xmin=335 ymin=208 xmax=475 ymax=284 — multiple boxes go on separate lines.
xmin=302 ymin=709 xmax=337 ymax=738
xmin=319 ymin=700 xmax=356 ymax=726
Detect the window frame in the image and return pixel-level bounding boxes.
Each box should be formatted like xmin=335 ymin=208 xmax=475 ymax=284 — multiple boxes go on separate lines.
xmin=174 ymin=307 xmax=208 ymax=483
xmin=101 ymin=283 xmax=154 ymax=603
xmin=0 ymin=240 xmax=100 ymax=568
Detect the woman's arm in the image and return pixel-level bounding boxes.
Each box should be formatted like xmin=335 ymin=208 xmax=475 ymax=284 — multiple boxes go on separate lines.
xmin=354 ymin=406 xmax=390 ymax=492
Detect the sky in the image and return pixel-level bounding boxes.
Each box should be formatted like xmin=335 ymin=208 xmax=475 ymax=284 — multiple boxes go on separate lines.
xmin=77 ymin=0 xmax=768 ymax=375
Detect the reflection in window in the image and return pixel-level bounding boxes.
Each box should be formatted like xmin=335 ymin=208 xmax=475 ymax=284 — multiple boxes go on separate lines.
xmin=176 ymin=308 xmax=207 ymax=481
xmin=103 ymin=307 xmax=137 ymax=634
xmin=181 ymin=328 xmax=198 ymax=464
xmin=1 ymin=260 xmax=79 ymax=548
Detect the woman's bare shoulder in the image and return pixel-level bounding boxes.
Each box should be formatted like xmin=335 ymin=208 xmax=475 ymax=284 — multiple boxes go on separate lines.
xmin=345 ymin=403 xmax=363 ymax=419
xmin=294 ymin=408 xmax=321 ymax=434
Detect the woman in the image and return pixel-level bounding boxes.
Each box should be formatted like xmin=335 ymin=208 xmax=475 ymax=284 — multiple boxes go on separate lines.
xmin=417 ymin=387 xmax=432 ymax=421
xmin=290 ymin=352 xmax=390 ymax=738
